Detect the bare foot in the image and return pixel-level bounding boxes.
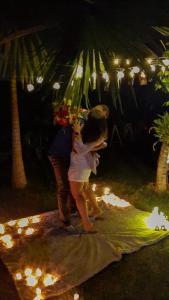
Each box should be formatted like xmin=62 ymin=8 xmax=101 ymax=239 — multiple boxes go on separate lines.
xmin=83 ymin=222 xmax=97 ymax=233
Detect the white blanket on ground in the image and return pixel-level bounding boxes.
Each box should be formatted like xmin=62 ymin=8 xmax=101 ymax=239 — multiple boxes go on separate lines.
xmin=0 ymin=203 xmax=168 ymax=300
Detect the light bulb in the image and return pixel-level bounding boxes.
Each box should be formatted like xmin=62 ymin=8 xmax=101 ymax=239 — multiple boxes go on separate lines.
xmin=24 ymin=267 xmax=32 ymax=276
xmin=114 ymin=58 xmax=119 ymax=65
xmin=126 ymin=59 xmax=130 ymax=65
xmin=102 ymin=71 xmax=109 ymax=82
xmin=162 ymin=58 xmax=169 ymax=66
xmin=27 ymin=84 xmax=34 ymax=92
xmin=25 ymin=228 xmax=35 ymax=235
xmin=15 ymin=272 xmax=22 ymax=280
xmin=35 ymin=268 xmax=42 ymax=277
xmin=132 ymin=66 xmax=140 ymax=74
xmin=26 ymin=275 xmax=38 ymax=287
xmin=117 ymin=70 xmax=124 ymax=80
xmin=53 ymin=82 xmax=61 ymax=90
xmin=36 ymin=76 xmax=44 ymax=84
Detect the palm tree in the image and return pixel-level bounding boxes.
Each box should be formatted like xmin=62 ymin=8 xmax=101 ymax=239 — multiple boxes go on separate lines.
xmin=0 ymin=32 xmax=48 ymax=188
xmin=152 ymin=112 xmax=169 ymax=191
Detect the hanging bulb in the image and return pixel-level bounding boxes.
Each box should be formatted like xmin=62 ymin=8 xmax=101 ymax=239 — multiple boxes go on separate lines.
xmin=162 ymin=58 xmax=169 ymax=66
xmin=27 ymin=84 xmax=34 ymax=92
xmin=126 ymin=59 xmax=130 ymax=65
xmin=36 ymin=76 xmax=44 ymax=84
xmin=129 ymin=70 xmax=135 ymax=78
xmin=117 ymin=70 xmax=124 ymax=80
xmin=139 ymin=71 xmax=147 ymax=85
xmin=53 ymin=82 xmax=61 ymax=90
xmin=132 ymin=66 xmax=140 ymax=74
xmin=102 ymin=71 xmax=109 ymax=82
xmin=113 ymin=58 xmax=120 ymax=65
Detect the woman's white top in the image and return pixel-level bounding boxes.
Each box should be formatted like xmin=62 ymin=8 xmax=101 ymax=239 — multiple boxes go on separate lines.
xmin=68 ymin=137 xmax=103 ymax=182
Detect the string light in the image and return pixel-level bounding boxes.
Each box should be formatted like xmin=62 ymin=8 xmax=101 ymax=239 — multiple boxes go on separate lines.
xmin=24 ymin=268 xmax=32 ymax=277
xmin=126 ymin=59 xmax=130 ymax=65
xmin=15 ymin=272 xmax=22 ymax=280
xmin=35 ymin=268 xmax=42 ymax=277
xmin=17 ymin=228 xmax=22 ymax=234
xmin=162 ymin=58 xmax=169 ymax=66
xmin=117 ymin=70 xmax=125 ymax=80
xmin=36 ymin=76 xmax=44 ymax=84
xmin=53 ymin=82 xmax=61 ymax=90
xmin=27 ymin=84 xmax=34 ymax=92
xmin=132 ymin=66 xmax=140 ymax=74
xmin=129 ymin=70 xmax=135 ymax=78
xmin=113 ymin=58 xmax=120 ymax=65
xmin=102 ymin=71 xmax=109 ymax=82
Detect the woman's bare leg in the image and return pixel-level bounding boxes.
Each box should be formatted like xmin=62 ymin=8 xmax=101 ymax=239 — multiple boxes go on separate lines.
xmin=69 ymin=181 xmax=94 ymax=232
xmin=84 ymin=183 xmax=102 ymax=217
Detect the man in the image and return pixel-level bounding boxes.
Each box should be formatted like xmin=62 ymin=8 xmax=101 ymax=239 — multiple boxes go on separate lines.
xmin=48 ymin=104 xmax=109 ymax=230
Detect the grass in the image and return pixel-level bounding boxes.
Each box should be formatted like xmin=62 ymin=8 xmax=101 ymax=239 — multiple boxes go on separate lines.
xmin=0 ymin=152 xmax=169 ymax=300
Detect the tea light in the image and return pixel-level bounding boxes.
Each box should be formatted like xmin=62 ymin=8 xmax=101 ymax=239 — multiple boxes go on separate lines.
xmin=25 ymin=228 xmax=35 ymax=235
xmin=18 ymin=218 xmax=29 ymax=228
xmin=0 ymin=224 xmax=5 ymax=234
xmin=15 ymin=272 xmax=22 ymax=280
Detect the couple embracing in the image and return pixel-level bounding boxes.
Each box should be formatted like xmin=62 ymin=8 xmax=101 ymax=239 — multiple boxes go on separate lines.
xmin=48 ymin=104 xmax=109 ymax=233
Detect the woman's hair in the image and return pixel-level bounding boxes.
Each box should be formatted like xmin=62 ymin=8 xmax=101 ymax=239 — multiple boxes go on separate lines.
xmin=81 ymin=110 xmax=108 ymax=143
xmin=90 ymin=105 xmax=109 ymax=119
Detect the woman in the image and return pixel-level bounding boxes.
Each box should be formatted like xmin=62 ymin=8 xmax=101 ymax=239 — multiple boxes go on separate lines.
xmin=68 ymin=111 xmax=108 ymax=233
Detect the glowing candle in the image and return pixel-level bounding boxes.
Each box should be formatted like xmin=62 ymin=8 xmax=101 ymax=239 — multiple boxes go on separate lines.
xmin=25 ymin=228 xmax=35 ymax=235
xmin=7 ymin=220 xmax=16 ymax=226
xmin=26 ymin=275 xmax=38 ymax=287
xmin=24 ymin=268 xmax=32 ymax=276
xmin=74 ymin=293 xmax=80 ymax=300
xmin=92 ymin=183 xmax=97 ymax=192
xmin=35 ymin=268 xmax=42 ymax=277
xmin=31 ymin=216 xmax=40 ymax=224
xmin=104 ymin=187 xmax=110 ymax=195
xmin=17 ymin=228 xmax=22 ymax=234
xmin=43 ymin=274 xmax=58 ymax=286
xmin=18 ymin=218 xmax=29 ymax=228
xmin=15 ymin=272 xmax=22 ymax=280
xmin=0 ymin=224 xmax=5 ymax=234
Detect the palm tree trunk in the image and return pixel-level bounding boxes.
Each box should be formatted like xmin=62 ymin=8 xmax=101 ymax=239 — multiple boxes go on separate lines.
xmin=156 ymin=142 xmax=169 ymax=192
xmin=11 ymin=71 xmax=27 ymax=188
